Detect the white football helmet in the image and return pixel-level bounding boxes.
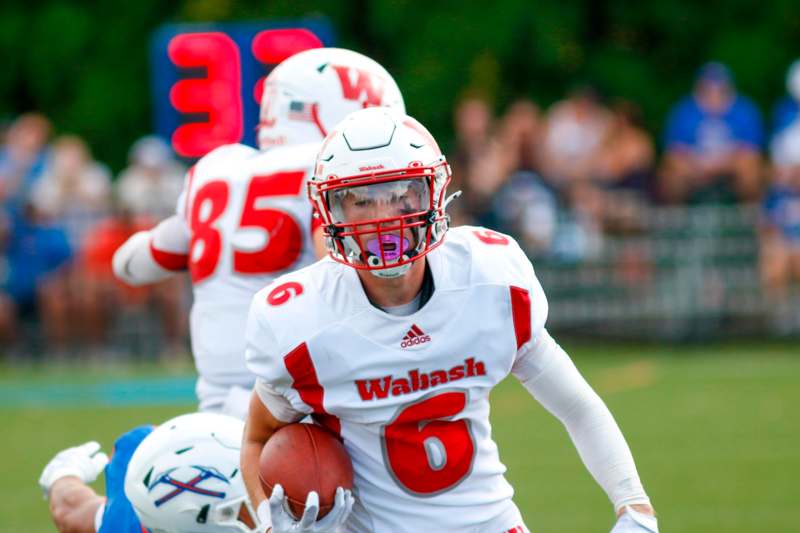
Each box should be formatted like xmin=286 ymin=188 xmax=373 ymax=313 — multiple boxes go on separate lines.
xmin=124 ymin=413 xmax=261 ymax=533
xmin=258 ymin=47 xmax=405 ymax=150
xmin=308 ymin=107 xmax=454 ymax=278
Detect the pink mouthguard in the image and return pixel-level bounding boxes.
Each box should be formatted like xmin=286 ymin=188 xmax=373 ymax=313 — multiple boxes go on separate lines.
xmin=366 ymin=234 xmax=409 ymax=262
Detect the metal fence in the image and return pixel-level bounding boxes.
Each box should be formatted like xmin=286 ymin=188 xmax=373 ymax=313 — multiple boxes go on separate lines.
xmin=3 ymin=204 xmax=798 ymax=361
xmin=533 ymin=204 xmax=800 ymax=340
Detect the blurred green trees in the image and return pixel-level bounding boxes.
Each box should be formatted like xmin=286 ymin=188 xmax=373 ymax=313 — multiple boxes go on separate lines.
xmin=2 ymin=0 xmax=799 ymax=170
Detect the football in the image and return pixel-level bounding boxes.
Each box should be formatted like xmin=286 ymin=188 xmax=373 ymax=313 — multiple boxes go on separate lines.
xmin=258 ymin=423 xmax=354 ymax=519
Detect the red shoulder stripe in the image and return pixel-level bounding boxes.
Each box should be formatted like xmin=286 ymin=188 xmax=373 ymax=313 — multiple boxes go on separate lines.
xmin=510 ymin=286 xmax=531 ymax=349
xmin=284 ymin=343 xmax=341 ymax=435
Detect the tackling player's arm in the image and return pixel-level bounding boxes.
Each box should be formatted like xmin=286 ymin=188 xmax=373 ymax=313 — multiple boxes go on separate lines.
xmin=39 ymin=441 xmax=110 ymax=533
xmin=112 ymin=215 xmax=189 ymax=286
xmin=48 ymin=477 xmax=104 ymax=533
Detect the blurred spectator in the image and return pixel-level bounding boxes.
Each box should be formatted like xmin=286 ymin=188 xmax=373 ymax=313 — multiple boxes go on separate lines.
xmin=761 ymin=124 xmax=800 ymax=297
xmin=116 ymin=136 xmax=185 ymax=220
xmin=448 ymin=96 xmax=494 ymax=225
xmin=0 ymin=113 xmax=51 ymax=208
xmin=578 ymin=101 xmax=656 ymax=233
xmin=477 ymin=100 xmax=558 ymax=252
xmin=492 ymin=99 xmax=542 ymax=176
xmin=595 ymin=101 xmax=655 ymax=193
xmin=0 ymin=203 xmax=72 ymax=351
xmin=30 ymin=135 xmax=112 ymax=248
xmin=469 ymin=99 xmax=542 ymax=226
xmin=533 ymin=86 xmax=612 ymax=260
xmin=771 ymin=59 xmax=800 ymax=136
xmin=76 ymin=204 xmax=187 ymax=355
xmin=539 ymin=85 xmax=612 ymax=188
xmin=660 ymin=62 xmax=763 ymax=204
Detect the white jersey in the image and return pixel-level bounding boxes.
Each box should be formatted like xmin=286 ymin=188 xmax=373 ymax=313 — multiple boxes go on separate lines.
xmin=161 ymin=142 xmax=321 ymax=406
xmin=246 ymin=226 xmax=548 ymax=532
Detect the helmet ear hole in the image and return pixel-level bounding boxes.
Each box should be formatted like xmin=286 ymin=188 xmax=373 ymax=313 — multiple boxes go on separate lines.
xmin=366 ymin=255 xmax=382 ymax=267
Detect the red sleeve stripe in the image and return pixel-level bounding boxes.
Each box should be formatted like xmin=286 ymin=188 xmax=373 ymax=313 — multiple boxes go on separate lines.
xmin=284 ymin=342 xmax=341 ymax=436
xmin=149 ymin=239 xmax=189 ymax=271
xmin=510 ymin=286 xmax=532 ymax=349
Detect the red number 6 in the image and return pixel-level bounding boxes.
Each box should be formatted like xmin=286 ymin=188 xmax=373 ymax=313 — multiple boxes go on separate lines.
xmin=473 ymin=229 xmax=509 ymax=246
xmin=267 ymin=281 xmax=304 ymax=306
xmin=381 ymin=390 xmax=475 ymax=495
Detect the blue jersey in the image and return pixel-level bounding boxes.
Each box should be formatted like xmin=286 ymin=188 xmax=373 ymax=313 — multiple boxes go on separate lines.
xmin=763 ymin=186 xmax=800 ymax=244
xmin=772 ymin=97 xmax=800 ymax=136
xmin=664 ymin=94 xmax=763 ymax=153
xmin=97 ymin=425 xmax=154 ymax=533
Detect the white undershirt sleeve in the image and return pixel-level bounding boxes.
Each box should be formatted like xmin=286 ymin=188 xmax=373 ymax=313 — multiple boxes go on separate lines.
xmin=512 ymin=329 xmax=651 ymax=512
xmin=254 ymin=378 xmax=306 ymax=423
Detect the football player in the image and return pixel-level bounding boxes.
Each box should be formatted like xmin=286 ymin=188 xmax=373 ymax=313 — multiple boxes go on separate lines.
xmin=113 ymin=48 xmax=405 ymax=419
xmin=241 ymin=108 xmax=659 ymax=532
xmin=39 ymin=412 xmax=333 ymax=532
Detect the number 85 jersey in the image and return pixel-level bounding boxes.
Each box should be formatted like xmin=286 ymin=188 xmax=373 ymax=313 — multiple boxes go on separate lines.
xmin=172 ymin=142 xmax=320 ymax=395
xmin=245 ymin=226 xmax=548 ymax=532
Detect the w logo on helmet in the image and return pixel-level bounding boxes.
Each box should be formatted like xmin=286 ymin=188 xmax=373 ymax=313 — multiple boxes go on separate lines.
xmin=331 ymin=65 xmax=384 ymax=107
xmin=148 ymin=465 xmax=230 ymax=507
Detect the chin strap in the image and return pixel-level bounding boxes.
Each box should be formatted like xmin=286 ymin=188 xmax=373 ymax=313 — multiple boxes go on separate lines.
xmin=369 ymin=262 xmax=412 ymax=278
xmin=443 ymin=190 xmax=462 ymax=209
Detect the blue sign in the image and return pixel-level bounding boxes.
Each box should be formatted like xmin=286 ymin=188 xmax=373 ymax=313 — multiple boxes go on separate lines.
xmin=150 ymin=19 xmax=335 ymax=158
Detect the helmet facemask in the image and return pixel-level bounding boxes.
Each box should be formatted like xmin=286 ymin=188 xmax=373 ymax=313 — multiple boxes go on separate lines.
xmin=313 ymin=161 xmax=451 ymax=278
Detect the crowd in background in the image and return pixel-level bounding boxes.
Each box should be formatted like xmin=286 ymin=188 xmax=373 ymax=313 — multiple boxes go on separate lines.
xmin=0 ymin=116 xmax=187 ymax=358
xmin=449 ymin=61 xmax=800 ymax=300
xmin=2 ymin=59 xmax=800 ymax=357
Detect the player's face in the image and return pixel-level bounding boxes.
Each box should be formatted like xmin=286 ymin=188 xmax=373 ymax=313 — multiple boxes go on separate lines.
xmin=331 ymin=178 xmax=428 ymax=262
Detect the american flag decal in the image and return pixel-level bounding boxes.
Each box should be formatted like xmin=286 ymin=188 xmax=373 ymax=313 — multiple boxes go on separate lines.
xmin=289 ymin=100 xmax=315 ymax=122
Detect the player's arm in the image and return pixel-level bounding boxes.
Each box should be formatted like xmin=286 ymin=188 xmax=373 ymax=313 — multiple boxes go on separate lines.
xmin=39 ymin=441 xmax=110 ymax=533
xmin=240 ymin=387 xmax=293 ymax=513
xmin=48 ymin=477 xmax=104 ymax=533
xmin=512 ymin=330 xmax=657 ymax=531
xmin=112 ymin=215 xmax=189 ymax=286
xmin=242 ymin=293 xmax=354 ymax=532
xmin=241 ymin=294 xmax=306 ymax=524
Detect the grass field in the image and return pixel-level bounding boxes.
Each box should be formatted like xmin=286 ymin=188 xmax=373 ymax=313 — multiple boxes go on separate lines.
xmin=2 ymin=341 xmax=798 ymax=533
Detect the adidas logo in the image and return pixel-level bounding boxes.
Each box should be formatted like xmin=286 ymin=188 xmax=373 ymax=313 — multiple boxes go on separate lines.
xmin=400 ymin=324 xmax=431 ymax=348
